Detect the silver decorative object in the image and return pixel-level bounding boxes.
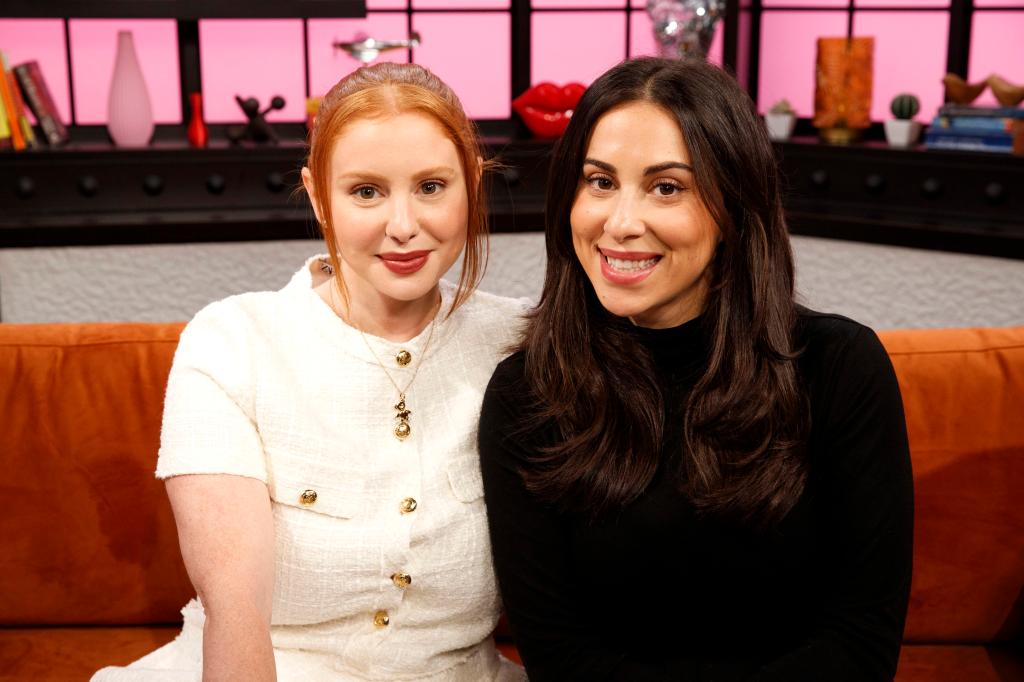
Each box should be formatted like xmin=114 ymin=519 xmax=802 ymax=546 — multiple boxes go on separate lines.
xmin=333 ymin=32 xmax=421 ymax=63
xmin=646 ymin=0 xmax=724 ymax=61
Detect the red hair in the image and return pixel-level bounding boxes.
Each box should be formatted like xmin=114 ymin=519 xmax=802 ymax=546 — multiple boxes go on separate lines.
xmin=305 ymin=62 xmax=491 ymax=316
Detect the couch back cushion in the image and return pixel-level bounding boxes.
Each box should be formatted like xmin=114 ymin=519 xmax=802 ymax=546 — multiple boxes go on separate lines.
xmin=0 ymin=323 xmax=193 ymax=626
xmin=879 ymin=327 xmax=1024 ymax=644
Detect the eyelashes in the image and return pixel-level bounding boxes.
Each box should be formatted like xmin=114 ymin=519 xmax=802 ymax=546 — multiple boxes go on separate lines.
xmin=350 ymin=180 xmax=448 ymax=201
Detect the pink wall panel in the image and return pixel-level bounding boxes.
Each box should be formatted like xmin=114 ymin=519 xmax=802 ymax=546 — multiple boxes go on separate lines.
xmin=968 ymin=12 xmax=1024 ymax=106
xmin=763 ymin=0 xmax=847 ymax=6
xmin=758 ymin=11 xmax=848 ymax=116
xmin=629 ymin=10 xmax=723 ymax=66
xmin=853 ymin=11 xmax=948 ymax=122
xmin=857 ymin=0 xmax=948 ymax=7
xmin=68 ymin=19 xmax=181 ymax=125
xmin=414 ymin=0 xmax=509 ymax=7
xmin=974 ymin=0 xmax=1024 ymax=6
xmin=368 ymin=0 xmax=408 ymax=7
xmin=308 ymin=15 xmax=410 ymax=99
xmin=411 ymin=12 xmax=511 ymax=118
xmin=0 ymin=19 xmax=71 ymax=124
xmin=199 ymin=19 xmax=306 ymax=123
xmin=532 ymin=12 xmax=626 ymax=87
xmin=535 ymin=1 xmax=626 ymax=7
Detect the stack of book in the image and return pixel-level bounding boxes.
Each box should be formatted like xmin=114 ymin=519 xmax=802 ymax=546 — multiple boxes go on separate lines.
xmin=926 ymin=105 xmax=1024 ymax=154
xmin=0 ymin=51 xmax=68 ymax=151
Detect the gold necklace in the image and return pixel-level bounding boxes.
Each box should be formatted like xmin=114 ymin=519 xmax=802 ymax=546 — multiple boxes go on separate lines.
xmin=356 ymin=315 xmax=437 ymax=441
xmin=325 ymin=271 xmax=439 ymax=441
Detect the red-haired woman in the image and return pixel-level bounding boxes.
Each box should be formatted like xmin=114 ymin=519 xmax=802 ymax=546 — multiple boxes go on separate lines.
xmin=93 ymin=63 xmax=526 ymax=682
xmin=480 ymin=57 xmax=913 ymax=681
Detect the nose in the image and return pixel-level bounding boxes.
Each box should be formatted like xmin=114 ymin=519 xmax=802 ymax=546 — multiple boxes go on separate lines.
xmin=604 ymin=193 xmax=645 ymax=241
xmin=385 ymin=196 xmax=419 ymax=244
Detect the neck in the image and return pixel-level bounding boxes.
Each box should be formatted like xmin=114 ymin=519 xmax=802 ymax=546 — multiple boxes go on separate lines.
xmin=321 ymin=271 xmax=440 ymax=343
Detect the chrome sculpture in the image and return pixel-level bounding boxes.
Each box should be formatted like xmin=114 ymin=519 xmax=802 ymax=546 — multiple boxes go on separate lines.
xmin=646 ymin=0 xmax=725 ymax=61
xmin=333 ymin=32 xmax=421 ymax=63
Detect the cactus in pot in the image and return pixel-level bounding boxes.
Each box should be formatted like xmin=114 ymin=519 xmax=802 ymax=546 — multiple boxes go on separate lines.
xmin=765 ymin=99 xmax=796 ymax=141
xmin=885 ymin=93 xmax=922 ymax=148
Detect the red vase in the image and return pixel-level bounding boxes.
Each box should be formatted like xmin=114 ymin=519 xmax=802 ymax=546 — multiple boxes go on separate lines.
xmin=187 ymin=92 xmax=208 ymax=148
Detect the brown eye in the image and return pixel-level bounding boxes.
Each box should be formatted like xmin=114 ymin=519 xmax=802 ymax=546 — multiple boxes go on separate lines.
xmin=656 ymin=183 xmax=680 ymax=196
xmin=356 ymin=186 xmax=377 ymax=200
xmin=422 ymin=181 xmax=441 ymax=195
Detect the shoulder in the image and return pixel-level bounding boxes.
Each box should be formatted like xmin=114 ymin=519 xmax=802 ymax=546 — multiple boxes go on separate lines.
xmin=794 ymin=306 xmax=889 ymax=376
xmin=481 ymin=351 xmax=530 ymax=421
xmin=456 ymin=287 xmax=532 ymax=322
xmin=446 ymin=285 xmax=531 ymax=347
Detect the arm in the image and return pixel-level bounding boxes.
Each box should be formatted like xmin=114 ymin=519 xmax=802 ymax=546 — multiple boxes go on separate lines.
xmin=479 ymin=358 xmax=688 ymax=682
xmin=167 ymin=474 xmax=276 ymax=682
xmin=746 ymin=325 xmax=914 ymax=682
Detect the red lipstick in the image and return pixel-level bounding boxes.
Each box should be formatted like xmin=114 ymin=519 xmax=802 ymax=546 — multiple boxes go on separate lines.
xmin=512 ymin=82 xmax=586 ymax=138
xmin=379 ymin=250 xmax=430 ymax=275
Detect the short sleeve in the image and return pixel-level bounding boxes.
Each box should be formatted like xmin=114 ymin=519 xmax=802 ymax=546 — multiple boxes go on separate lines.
xmin=155 ymin=300 xmax=268 ymax=483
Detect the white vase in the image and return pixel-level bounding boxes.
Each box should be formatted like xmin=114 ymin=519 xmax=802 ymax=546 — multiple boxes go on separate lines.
xmin=884 ymin=119 xmax=922 ymax=148
xmin=107 ymin=30 xmax=154 ymax=147
xmin=765 ymin=112 xmax=796 ymax=141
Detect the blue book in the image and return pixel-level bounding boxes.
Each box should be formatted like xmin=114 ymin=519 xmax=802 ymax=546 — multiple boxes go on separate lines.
xmin=932 ymin=115 xmax=1010 ymax=132
xmin=938 ymin=104 xmax=1024 ymax=119
xmin=926 ymin=126 xmax=1013 ymax=144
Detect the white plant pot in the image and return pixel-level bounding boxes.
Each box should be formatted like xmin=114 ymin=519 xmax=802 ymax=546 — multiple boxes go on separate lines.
xmin=765 ymin=112 xmax=796 ymax=141
xmin=884 ymin=119 xmax=922 ymax=148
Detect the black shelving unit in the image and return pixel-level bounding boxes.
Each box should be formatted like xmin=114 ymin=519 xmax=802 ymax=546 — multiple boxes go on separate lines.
xmin=3 ymin=135 xmax=1022 ymax=258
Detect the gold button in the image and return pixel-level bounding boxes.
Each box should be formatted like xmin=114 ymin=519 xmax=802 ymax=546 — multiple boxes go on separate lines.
xmin=391 ymin=572 xmax=412 ymax=589
xmin=299 ymin=489 xmax=317 ymax=505
xmin=373 ymin=610 xmax=390 ymax=628
xmin=399 ymin=497 xmax=417 ymax=514
xmin=396 ymin=349 xmax=412 ymax=366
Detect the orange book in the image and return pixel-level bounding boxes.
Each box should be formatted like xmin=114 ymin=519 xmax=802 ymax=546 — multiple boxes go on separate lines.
xmin=0 ymin=50 xmax=25 ymax=150
xmin=2 ymin=52 xmax=35 ymax=148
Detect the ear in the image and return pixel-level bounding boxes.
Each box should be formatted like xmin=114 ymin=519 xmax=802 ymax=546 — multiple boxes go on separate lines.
xmin=301 ymin=166 xmax=324 ymax=225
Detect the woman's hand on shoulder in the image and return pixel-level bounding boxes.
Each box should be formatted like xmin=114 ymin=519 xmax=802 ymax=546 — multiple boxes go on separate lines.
xmin=166 ymin=473 xmax=276 ymax=682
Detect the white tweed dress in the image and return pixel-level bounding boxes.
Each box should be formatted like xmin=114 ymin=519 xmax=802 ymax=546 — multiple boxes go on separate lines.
xmin=92 ymin=256 xmax=528 ymax=682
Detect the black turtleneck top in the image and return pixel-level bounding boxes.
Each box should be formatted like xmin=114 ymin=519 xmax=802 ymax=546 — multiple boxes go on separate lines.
xmin=478 ymin=308 xmax=913 ymax=681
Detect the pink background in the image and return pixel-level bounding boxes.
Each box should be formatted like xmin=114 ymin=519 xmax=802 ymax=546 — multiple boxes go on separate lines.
xmin=68 ymin=19 xmax=181 ymax=125
xmin=0 ymin=19 xmax=71 ymax=124
xmin=853 ymin=11 xmax=949 ymax=122
xmin=1 ymin=6 xmax=1021 ymax=126
xmin=968 ymin=12 xmax=1024 ymax=107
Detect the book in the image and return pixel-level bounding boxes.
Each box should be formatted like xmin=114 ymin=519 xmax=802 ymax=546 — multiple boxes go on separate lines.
xmin=938 ymin=104 xmax=1024 ymax=119
xmin=926 ymin=126 xmax=1013 ymax=145
xmin=0 ymin=51 xmax=25 ymax=150
xmin=925 ymin=131 xmax=1012 ymax=153
xmin=13 ymin=60 xmax=68 ymax=147
xmin=932 ymin=115 xmax=1010 ymax=133
xmin=2 ymin=52 xmax=37 ymax=149
xmin=0 ymin=87 xmax=11 ymax=149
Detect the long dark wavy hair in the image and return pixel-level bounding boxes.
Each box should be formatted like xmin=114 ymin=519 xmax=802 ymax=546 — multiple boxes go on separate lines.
xmin=519 ymin=57 xmax=808 ymax=527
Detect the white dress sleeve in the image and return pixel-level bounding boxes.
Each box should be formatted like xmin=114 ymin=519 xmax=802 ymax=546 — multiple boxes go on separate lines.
xmin=155 ymin=299 xmax=267 ymax=483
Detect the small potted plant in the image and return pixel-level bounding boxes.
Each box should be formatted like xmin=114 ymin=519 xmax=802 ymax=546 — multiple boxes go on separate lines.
xmin=765 ymin=99 xmax=796 ymax=141
xmin=885 ymin=93 xmax=922 ymax=148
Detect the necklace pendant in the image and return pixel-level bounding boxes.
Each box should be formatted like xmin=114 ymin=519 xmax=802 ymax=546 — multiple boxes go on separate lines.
xmin=393 ymin=394 xmax=412 ymax=440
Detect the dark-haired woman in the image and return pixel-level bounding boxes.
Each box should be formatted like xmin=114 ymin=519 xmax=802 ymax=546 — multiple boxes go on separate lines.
xmin=479 ymin=57 xmax=913 ymax=681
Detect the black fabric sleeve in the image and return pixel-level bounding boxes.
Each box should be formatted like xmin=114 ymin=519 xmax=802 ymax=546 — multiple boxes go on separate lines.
xmin=479 ymin=356 xmax=692 ymax=682
xmin=748 ymin=325 xmax=914 ymax=681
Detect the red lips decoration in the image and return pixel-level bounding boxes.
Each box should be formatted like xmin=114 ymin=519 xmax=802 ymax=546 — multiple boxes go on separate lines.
xmin=512 ymin=82 xmax=586 ymax=138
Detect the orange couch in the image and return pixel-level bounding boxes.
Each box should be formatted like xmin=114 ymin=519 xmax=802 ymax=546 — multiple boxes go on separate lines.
xmin=1 ymin=322 xmax=1022 ymax=681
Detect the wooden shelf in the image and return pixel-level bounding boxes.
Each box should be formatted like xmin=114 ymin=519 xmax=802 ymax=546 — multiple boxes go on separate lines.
xmin=2 ymin=135 xmax=1022 ymax=258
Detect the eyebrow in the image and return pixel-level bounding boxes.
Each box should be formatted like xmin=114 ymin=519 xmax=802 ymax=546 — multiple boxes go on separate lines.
xmin=335 ymin=166 xmax=458 ymax=183
xmin=583 ymin=158 xmax=694 ymax=175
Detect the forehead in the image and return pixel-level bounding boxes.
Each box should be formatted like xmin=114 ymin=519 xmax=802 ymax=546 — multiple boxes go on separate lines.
xmin=330 ymin=111 xmax=460 ymax=170
xmin=585 ymin=101 xmax=689 ymax=163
